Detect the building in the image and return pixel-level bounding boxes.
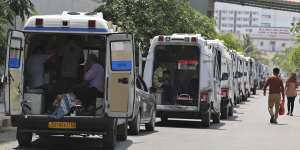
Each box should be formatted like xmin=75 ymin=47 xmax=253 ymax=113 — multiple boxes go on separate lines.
xmin=214 ymin=2 xmax=299 ymax=52
xmin=240 ymin=27 xmax=296 ymax=52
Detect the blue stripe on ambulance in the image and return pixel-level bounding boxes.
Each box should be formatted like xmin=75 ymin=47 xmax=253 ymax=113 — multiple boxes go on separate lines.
xmin=24 ymin=26 xmax=109 ymax=32
xmin=111 ymin=60 xmax=132 ymax=71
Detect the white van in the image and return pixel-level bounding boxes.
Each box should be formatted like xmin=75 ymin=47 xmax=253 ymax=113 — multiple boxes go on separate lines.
xmin=1 ymin=12 xmax=136 ymax=148
xmin=207 ymin=40 xmax=234 ymax=119
xmin=244 ymin=56 xmax=251 ymax=98
xmin=230 ymin=50 xmax=242 ymax=105
xmin=143 ymin=34 xmax=221 ymax=127
xmin=236 ymin=53 xmax=247 ymax=102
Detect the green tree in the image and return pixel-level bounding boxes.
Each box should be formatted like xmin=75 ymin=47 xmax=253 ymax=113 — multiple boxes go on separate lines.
xmin=0 ymin=0 xmax=34 ymax=64
xmin=96 ymin=0 xmax=217 ymax=53
xmin=217 ymin=33 xmax=243 ymax=52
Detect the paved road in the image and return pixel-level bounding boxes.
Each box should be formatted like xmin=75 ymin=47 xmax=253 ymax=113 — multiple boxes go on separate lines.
xmin=0 ymin=90 xmax=299 ymax=150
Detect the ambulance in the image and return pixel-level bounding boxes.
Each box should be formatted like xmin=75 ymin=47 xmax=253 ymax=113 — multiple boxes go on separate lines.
xmin=143 ymin=34 xmax=221 ymax=127
xmin=1 ymin=11 xmax=136 ymax=148
xmin=207 ymin=40 xmax=234 ymax=119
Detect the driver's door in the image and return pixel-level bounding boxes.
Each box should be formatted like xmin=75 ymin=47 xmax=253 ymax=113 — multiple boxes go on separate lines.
xmin=3 ymin=30 xmax=25 ymax=115
xmin=106 ymin=33 xmax=135 ymax=118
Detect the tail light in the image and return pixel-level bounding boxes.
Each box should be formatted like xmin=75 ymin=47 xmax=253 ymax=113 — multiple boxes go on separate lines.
xmin=88 ymin=20 xmax=96 ymax=28
xmin=191 ymin=37 xmax=197 ymax=43
xmin=200 ymin=91 xmax=209 ymax=102
xmin=220 ymin=88 xmax=228 ymax=98
xmin=158 ymin=36 xmax=164 ymax=41
xmin=35 ymin=18 xmax=43 ymax=26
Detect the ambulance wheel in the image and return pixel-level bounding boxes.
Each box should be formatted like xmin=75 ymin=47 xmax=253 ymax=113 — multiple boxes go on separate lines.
xmin=103 ymin=120 xmax=117 ymax=149
xmin=202 ymin=111 xmax=211 ymax=127
xmin=17 ymin=128 xmax=32 ymax=147
xmin=253 ymin=89 xmax=256 ymax=95
xmin=212 ymin=112 xmax=221 ymax=123
xmin=117 ymin=121 xmax=128 ymax=141
xmin=221 ymin=106 xmax=229 ymax=119
xmin=129 ymin=111 xmax=141 ymax=135
xmin=160 ymin=112 xmax=168 ymax=123
xmin=145 ymin=109 xmax=156 ymax=131
xmin=228 ymin=106 xmax=234 ymax=116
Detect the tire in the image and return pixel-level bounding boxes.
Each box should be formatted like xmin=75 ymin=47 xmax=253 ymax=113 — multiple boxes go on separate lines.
xmin=212 ymin=112 xmax=221 ymax=124
xmin=228 ymin=105 xmax=234 ymax=116
xmin=103 ymin=119 xmax=117 ymax=149
xmin=160 ymin=112 xmax=168 ymax=123
xmin=117 ymin=121 xmax=128 ymax=141
xmin=145 ymin=109 xmax=156 ymax=131
xmin=16 ymin=128 xmax=32 ymax=147
xmin=221 ymin=106 xmax=229 ymax=119
xmin=253 ymin=89 xmax=256 ymax=95
xmin=202 ymin=110 xmax=211 ymax=127
xmin=129 ymin=111 xmax=141 ymax=135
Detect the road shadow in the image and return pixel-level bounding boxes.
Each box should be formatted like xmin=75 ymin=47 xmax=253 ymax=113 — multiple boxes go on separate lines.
xmin=156 ymin=120 xmax=226 ymax=130
xmin=131 ymin=129 xmax=159 ymax=137
xmin=14 ymin=135 xmax=133 ymax=150
xmin=226 ymin=115 xmax=242 ymax=122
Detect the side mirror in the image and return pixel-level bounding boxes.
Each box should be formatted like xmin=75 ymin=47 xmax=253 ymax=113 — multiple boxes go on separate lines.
xmin=149 ymin=87 xmax=157 ymax=93
xmin=221 ymin=73 xmax=229 ymax=80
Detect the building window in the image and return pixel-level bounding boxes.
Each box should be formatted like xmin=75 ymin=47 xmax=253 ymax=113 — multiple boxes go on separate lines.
xmin=222 ymin=10 xmax=227 ymax=13
xmin=229 ymin=10 xmax=234 ymax=14
xmin=222 ymin=17 xmax=227 ymax=20
xmin=252 ymin=12 xmax=258 ymax=15
xmin=282 ymin=43 xmax=286 ymax=47
xmin=261 ymin=23 xmax=271 ymax=27
xmin=262 ymin=15 xmax=271 ymax=19
xmin=246 ymin=29 xmax=253 ymax=32
xmin=260 ymin=41 xmax=264 ymax=46
xmin=243 ymin=18 xmax=249 ymax=21
xmin=270 ymin=41 xmax=276 ymax=51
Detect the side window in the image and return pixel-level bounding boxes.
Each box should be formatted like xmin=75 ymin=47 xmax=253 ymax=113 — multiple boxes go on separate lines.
xmin=8 ymin=37 xmax=23 ymax=68
xmin=110 ymin=41 xmax=132 ymax=71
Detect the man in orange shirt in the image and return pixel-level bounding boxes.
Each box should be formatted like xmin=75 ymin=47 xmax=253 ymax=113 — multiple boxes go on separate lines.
xmin=263 ymin=68 xmax=285 ymax=124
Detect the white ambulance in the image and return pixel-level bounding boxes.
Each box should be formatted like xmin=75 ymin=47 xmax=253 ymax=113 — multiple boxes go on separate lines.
xmin=143 ymin=34 xmax=221 ymax=127
xmin=207 ymin=40 xmax=234 ymax=119
xmin=1 ymin=11 xmax=136 ymax=148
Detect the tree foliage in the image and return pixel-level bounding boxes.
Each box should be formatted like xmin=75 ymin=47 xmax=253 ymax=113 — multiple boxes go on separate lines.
xmin=0 ymin=0 xmax=34 ymax=64
xmin=96 ymin=0 xmax=217 ymax=52
xmin=217 ymin=33 xmax=243 ymax=52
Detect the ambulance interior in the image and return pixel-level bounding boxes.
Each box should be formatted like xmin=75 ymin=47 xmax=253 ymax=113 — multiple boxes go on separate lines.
xmin=23 ymin=33 xmax=106 ymax=116
xmin=153 ymin=45 xmax=200 ymax=106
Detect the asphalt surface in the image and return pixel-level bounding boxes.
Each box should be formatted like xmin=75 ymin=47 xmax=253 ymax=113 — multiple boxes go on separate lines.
xmin=0 ymin=90 xmax=299 ymax=150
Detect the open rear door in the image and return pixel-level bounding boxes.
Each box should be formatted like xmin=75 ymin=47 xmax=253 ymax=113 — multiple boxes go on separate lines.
xmin=106 ymin=33 xmax=135 ymax=118
xmin=3 ymin=30 xmax=25 ymax=115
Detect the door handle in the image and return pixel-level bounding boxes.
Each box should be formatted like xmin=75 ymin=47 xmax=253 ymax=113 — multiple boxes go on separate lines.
xmin=118 ymin=78 xmax=129 ymax=84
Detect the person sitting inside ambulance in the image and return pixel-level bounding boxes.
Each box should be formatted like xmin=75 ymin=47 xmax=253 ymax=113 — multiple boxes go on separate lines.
xmin=73 ymin=54 xmax=104 ymax=114
xmin=26 ymin=46 xmax=53 ymax=89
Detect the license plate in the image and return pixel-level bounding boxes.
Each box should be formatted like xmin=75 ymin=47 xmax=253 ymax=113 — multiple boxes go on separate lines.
xmin=48 ymin=122 xmax=76 ymax=129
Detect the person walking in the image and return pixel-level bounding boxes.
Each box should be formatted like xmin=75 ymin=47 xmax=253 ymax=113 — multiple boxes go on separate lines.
xmin=263 ymin=68 xmax=285 ymax=124
xmin=285 ymin=73 xmax=298 ymax=116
